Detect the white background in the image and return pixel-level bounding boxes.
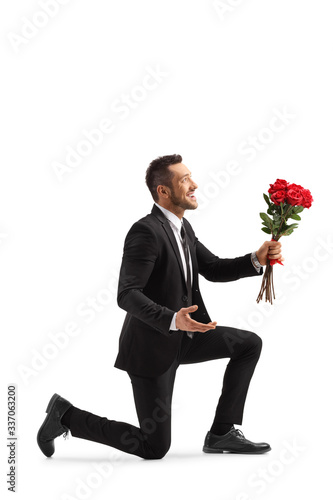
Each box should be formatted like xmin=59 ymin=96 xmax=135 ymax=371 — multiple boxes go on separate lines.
xmin=1 ymin=1 xmax=332 ymax=499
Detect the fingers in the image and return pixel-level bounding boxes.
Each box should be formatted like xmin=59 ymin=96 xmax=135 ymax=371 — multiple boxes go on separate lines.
xmin=268 ymin=241 xmax=282 ymax=251
xmin=268 ymin=253 xmax=283 ymax=261
xmin=183 ymin=305 xmax=198 ymax=313
xmin=268 ymin=249 xmax=282 ymax=258
xmin=179 ymin=305 xmax=217 ymax=332
xmin=268 ymin=249 xmax=282 ymax=259
xmin=186 ymin=318 xmax=217 ymax=333
xmin=267 ymin=241 xmax=283 ymax=261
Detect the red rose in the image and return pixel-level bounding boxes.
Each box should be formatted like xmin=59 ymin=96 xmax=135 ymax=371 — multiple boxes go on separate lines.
xmin=286 ymin=183 xmax=304 ymax=206
xmin=271 ymin=189 xmax=286 ymax=205
xmin=301 ymin=188 xmax=313 ymax=208
xmin=268 ymin=179 xmax=289 ymax=194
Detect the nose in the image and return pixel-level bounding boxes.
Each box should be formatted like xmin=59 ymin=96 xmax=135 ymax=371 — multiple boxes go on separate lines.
xmin=191 ymin=179 xmax=198 ymax=190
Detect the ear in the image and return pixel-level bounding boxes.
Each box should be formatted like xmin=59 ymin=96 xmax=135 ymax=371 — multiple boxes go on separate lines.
xmin=156 ymin=185 xmax=170 ymax=199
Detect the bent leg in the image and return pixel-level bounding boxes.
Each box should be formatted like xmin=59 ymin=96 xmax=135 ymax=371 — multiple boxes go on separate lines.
xmin=68 ymin=360 xmax=177 ymax=460
xmin=180 ymin=326 xmax=262 ymax=424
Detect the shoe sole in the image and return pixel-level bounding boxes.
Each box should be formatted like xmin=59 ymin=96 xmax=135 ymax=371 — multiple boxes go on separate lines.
xmin=203 ymin=446 xmax=271 ymax=454
xmin=37 ymin=393 xmax=61 ymax=457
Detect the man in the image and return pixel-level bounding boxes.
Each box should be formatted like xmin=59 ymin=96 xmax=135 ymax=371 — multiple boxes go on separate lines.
xmin=37 ymin=154 xmax=283 ymax=459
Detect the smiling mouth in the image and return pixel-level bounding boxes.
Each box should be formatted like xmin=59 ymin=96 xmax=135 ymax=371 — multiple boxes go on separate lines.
xmin=187 ymin=192 xmax=196 ymax=200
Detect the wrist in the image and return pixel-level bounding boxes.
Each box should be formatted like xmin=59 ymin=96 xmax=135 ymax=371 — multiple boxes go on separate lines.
xmin=252 ymin=251 xmax=264 ymax=268
xmin=170 ymin=312 xmax=179 ymax=331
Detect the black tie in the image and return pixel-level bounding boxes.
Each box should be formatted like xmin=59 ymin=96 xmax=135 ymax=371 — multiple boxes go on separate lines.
xmin=181 ymin=223 xmax=193 ymax=339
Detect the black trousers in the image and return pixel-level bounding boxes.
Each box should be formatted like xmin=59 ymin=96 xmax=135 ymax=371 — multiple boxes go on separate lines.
xmin=69 ymin=326 xmax=262 ymax=459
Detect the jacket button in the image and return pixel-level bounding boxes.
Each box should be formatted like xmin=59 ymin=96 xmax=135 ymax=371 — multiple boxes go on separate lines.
xmin=182 ymin=295 xmax=188 ymax=302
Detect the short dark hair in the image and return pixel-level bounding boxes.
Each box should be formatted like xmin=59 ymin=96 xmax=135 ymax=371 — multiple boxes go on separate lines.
xmin=145 ymin=154 xmax=182 ymax=202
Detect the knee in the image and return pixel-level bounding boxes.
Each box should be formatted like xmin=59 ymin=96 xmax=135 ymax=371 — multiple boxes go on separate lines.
xmin=152 ymin=446 xmax=170 ymax=460
xmin=144 ymin=441 xmax=171 ymax=460
xmin=233 ymin=330 xmax=262 ymax=358
xmin=152 ymin=440 xmax=171 ymax=459
xmin=253 ymin=332 xmax=262 ymax=348
xmin=247 ymin=332 xmax=262 ymax=355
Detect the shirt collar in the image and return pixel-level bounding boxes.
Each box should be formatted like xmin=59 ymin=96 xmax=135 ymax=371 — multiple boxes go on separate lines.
xmin=154 ymin=202 xmax=183 ymax=231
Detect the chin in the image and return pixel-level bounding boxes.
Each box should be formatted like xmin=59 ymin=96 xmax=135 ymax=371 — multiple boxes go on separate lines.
xmin=186 ymin=202 xmax=198 ymax=210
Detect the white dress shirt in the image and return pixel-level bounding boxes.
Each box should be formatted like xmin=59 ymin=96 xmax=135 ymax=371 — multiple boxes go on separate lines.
xmin=154 ymin=202 xmax=262 ymax=332
xmin=154 ymin=203 xmax=192 ymax=330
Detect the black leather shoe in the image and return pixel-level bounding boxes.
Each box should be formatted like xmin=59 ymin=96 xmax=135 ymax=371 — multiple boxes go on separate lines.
xmin=37 ymin=393 xmax=72 ymax=457
xmin=203 ymin=426 xmax=271 ymax=454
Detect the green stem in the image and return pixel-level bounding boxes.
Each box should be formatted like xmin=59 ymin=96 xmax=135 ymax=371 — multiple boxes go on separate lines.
xmin=274 ymin=204 xmax=293 ymax=239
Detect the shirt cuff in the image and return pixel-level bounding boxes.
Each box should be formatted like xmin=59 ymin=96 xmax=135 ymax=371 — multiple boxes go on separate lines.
xmin=169 ymin=312 xmax=179 ymax=331
xmin=251 ymin=251 xmax=263 ymax=273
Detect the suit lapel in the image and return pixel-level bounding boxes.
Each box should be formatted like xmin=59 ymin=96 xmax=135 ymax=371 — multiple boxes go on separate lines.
xmin=151 ymin=204 xmax=187 ymax=285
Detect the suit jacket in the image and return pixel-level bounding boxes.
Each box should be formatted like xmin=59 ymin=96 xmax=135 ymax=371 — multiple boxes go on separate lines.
xmin=114 ymin=204 xmax=262 ymax=376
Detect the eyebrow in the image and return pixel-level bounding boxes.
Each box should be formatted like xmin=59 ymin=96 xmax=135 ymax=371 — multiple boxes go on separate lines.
xmin=180 ymin=172 xmax=191 ymax=180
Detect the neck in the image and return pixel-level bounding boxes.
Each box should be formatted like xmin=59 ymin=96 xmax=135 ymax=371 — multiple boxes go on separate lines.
xmin=157 ymin=201 xmax=184 ymax=220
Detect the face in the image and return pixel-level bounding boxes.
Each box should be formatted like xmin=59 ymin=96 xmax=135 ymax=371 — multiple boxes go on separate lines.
xmin=161 ymin=163 xmax=198 ymax=213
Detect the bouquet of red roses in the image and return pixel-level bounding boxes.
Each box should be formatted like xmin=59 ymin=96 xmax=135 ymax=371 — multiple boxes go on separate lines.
xmin=256 ymin=179 xmax=313 ymax=304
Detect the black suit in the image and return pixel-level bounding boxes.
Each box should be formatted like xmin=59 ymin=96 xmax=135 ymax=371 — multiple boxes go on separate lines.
xmin=115 ymin=204 xmax=261 ymax=376
xmin=68 ymin=204 xmax=264 ymax=459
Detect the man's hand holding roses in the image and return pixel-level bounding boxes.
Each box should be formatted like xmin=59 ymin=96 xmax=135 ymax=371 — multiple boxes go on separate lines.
xmin=256 ymin=241 xmax=284 ymax=266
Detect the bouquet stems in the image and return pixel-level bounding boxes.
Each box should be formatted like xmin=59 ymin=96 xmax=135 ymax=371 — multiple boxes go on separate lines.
xmin=256 ymin=261 xmax=275 ymax=304
xmin=256 ymin=235 xmax=279 ymax=305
